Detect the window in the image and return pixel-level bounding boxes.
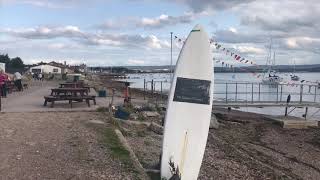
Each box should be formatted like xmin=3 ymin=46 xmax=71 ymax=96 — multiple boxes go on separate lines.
xmin=53 ymin=68 xmax=59 ymax=73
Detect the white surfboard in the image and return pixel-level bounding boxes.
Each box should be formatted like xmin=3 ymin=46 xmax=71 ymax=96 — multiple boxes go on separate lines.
xmin=161 ymin=25 xmax=214 ymax=180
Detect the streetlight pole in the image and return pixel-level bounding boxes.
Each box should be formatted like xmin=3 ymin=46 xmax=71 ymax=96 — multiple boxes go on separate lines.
xmin=170 ymin=32 xmax=173 ymax=82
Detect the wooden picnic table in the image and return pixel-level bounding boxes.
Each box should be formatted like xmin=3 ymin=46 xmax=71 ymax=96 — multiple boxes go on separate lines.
xmin=59 ymin=83 xmax=91 ymax=91
xmin=51 ymin=88 xmax=89 ymax=96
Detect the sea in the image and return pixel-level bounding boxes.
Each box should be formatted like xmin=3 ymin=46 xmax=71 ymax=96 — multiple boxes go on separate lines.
xmin=119 ymin=72 xmax=320 ymax=120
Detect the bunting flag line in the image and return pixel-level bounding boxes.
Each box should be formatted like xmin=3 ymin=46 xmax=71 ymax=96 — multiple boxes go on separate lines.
xmin=174 ymin=33 xmax=317 ymax=86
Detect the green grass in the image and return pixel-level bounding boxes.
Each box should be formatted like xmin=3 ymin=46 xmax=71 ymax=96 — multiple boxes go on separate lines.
xmin=103 ymin=127 xmax=141 ymax=178
xmin=96 ymin=107 xmax=109 ymax=112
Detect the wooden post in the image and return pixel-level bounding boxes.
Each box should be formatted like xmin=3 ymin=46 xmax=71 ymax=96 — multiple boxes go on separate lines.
xmin=109 ymin=88 xmax=115 ymax=114
xmin=304 ymin=107 xmax=308 ymax=120
xmin=285 ymin=106 xmax=288 ymax=116
xmin=151 ymin=80 xmax=154 ymax=95
xmin=143 ymin=79 xmax=146 ymax=100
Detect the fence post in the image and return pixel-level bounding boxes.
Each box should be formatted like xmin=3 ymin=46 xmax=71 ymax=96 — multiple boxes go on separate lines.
xmin=314 ymin=85 xmax=317 ymax=102
xmin=251 ymin=83 xmax=254 ymax=104
xmin=143 ymin=79 xmax=146 ymax=100
xmin=235 ymin=83 xmax=238 ymax=102
xmin=299 ymin=84 xmax=303 ymax=104
xmin=160 ymin=81 xmax=163 ymax=102
xmin=280 ymin=85 xmax=283 ymax=102
xmin=225 ymin=83 xmax=228 ymax=103
xmin=276 ymin=84 xmax=279 ymax=103
xmin=258 ymin=83 xmax=261 ymax=102
xmin=151 ymin=79 xmax=154 ymax=97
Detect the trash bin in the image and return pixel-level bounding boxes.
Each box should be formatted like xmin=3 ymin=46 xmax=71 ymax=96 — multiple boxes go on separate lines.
xmin=115 ymin=107 xmax=130 ymax=120
xmin=98 ymin=90 xmax=107 ymax=97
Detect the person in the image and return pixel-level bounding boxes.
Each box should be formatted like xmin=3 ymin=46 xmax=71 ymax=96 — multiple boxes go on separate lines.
xmin=0 ymin=69 xmax=7 ymax=97
xmin=38 ymin=73 xmax=43 ymax=81
xmin=14 ymin=72 xmax=23 ymax=91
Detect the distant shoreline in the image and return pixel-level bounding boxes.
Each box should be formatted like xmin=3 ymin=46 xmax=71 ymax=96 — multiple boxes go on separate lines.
xmin=89 ymin=64 xmax=320 ymax=74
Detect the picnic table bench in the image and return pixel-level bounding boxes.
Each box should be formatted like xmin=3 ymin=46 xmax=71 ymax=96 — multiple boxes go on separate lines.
xmin=44 ymin=95 xmax=96 ymax=108
xmin=51 ymin=88 xmax=89 ymax=96
xmin=44 ymin=88 xmax=96 ymax=108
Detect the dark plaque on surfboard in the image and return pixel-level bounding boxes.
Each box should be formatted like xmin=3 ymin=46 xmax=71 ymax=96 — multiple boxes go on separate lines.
xmin=173 ymin=77 xmax=211 ymax=105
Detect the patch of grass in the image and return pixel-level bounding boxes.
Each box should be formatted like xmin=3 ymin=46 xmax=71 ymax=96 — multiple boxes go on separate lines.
xmin=96 ymin=107 xmax=109 ymax=112
xmin=137 ymin=130 xmax=147 ymax=137
xmin=144 ymin=139 xmax=152 ymax=146
xmin=137 ymin=113 xmax=146 ymax=121
xmin=103 ymin=127 xmax=137 ymax=172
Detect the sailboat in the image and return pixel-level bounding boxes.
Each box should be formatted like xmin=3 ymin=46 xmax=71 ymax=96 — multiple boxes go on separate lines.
xmin=262 ymin=44 xmax=283 ymax=85
xmin=290 ymin=60 xmax=300 ymax=81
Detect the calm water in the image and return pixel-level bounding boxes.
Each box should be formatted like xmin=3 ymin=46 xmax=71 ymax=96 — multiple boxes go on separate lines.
xmin=120 ymin=72 xmax=320 ymax=120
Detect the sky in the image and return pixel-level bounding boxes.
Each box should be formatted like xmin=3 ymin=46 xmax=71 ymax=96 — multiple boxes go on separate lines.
xmin=1 ymin=0 xmax=320 ymax=66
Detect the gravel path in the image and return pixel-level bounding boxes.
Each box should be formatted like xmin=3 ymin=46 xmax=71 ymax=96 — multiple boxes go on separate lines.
xmin=0 ymin=112 xmax=138 ymax=179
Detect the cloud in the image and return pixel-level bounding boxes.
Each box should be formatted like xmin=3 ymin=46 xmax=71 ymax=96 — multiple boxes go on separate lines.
xmin=172 ymin=0 xmax=255 ymax=12
xmin=236 ymin=46 xmax=265 ymax=54
xmin=213 ymin=29 xmax=266 ymax=44
xmin=127 ymin=59 xmax=145 ymax=65
xmin=97 ymin=12 xmax=203 ymax=30
xmin=2 ymin=26 xmax=84 ymax=39
xmin=2 ymin=26 xmax=170 ymax=50
xmin=137 ymin=13 xmax=195 ymax=28
xmin=1 ymin=0 xmax=99 ymax=8
xmin=237 ymin=0 xmax=320 ymax=37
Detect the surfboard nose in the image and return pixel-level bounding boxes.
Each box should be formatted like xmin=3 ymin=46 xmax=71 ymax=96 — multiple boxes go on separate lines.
xmin=192 ymin=24 xmax=203 ymax=31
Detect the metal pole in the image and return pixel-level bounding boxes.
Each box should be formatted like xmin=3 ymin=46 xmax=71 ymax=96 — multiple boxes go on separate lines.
xmin=170 ymin=32 xmax=173 ymax=82
xmin=276 ymin=84 xmax=279 ymax=103
xmin=235 ymin=83 xmax=238 ymax=102
xmin=299 ymin=84 xmax=303 ymax=104
xmin=258 ymin=83 xmax=261 ymax=102
xmin=314 ymin=85 xmax=317 ymax=102
xmin=143 ymin=79 xmax=146 ymax=100
xmin=280 ymin=85 xmax=283 ymax=102
xmin=161 ymin=81 xmax=163 ymax=102
xmin=251 ymin=83 xmax=254 ymax=103
xmin=225 ymin=83 xmax=228 ymax=103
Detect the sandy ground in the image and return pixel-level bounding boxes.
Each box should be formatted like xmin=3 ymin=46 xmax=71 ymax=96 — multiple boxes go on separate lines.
xmin=0 ymin=111 xmax=142 ymax=179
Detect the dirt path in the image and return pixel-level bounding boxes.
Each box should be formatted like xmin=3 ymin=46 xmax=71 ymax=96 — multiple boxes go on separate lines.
xmin=0 ymin=112 xmax=140 ymax=179
xmin=1 ymin=80 xmax=147 ymax=113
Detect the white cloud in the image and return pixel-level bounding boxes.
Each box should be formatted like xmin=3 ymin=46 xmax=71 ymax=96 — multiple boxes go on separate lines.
xmin=2 ymin=26 xmax=170 ymax=50
xmin=127 ymin=59 xmax=145 ymax=65
xmin=236 ymin=46 xmax=265 ymax=54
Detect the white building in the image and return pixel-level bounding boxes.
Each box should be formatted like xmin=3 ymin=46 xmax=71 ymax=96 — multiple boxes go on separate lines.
xmin=29 ymin=64 xmax=61 ymax=74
